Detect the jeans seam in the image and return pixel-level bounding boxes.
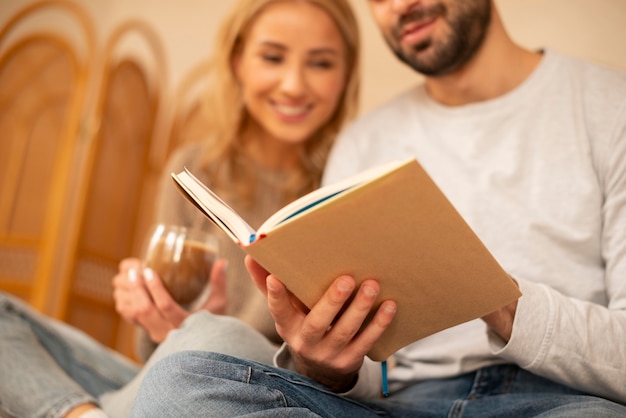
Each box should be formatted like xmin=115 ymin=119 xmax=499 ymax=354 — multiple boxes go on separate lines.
xmin=448 ymin=400 xmax=465 ymax=418
xmin=265 ymin=371 xmax=385 ymax=415
xmin=467 ymin=368 xmax=484 ymax=401
xmin=501 ymin=365 xmax=517 ymax=395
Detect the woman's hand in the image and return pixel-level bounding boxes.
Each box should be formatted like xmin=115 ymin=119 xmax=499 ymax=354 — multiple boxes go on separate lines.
xmin=113 ymin=257 xmax=228 ymax=343
xmin=245 ymin=256 xmax=397 ymax=392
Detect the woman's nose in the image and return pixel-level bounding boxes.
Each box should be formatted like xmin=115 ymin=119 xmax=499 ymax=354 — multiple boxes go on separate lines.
xmin=280 ymin=65 xmax=307 ymax=96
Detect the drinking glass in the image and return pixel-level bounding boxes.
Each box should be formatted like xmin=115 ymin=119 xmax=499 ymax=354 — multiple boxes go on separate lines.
xmin=141 ymin=223 xmax=219 ymax=308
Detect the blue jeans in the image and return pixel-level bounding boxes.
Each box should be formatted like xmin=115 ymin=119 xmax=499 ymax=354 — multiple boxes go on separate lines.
xmin=0 ymin=292 xmax=278 ymax=418
xmin=0 ymin=292 xmax=138 ymax=418
xmin=131 ymin=351 xmax=626 ymax=418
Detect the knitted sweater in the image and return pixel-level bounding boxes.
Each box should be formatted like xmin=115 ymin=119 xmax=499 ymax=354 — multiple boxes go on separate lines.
xmin=136 ymin=142 xmax=287 ymax=360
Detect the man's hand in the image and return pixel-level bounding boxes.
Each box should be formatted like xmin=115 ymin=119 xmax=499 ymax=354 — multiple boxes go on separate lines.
xmin=245 ymin=256 xmax=397 ymax=392
xmin=480 ymin=275 xmax=519 ymax=342
xmin=113 ymin=257 xmax=228 ymax=343
xmin=481 ymin=299 xmax=518 ymax=342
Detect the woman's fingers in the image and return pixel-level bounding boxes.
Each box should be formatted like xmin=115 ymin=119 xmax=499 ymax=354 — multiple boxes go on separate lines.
xmin=143 ymin=268 xmax=188 ymax=327
xmin=197 ymin=258 xmax=228 ymax=314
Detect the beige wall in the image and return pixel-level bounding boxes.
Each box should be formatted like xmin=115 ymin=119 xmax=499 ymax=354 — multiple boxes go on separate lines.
xmin=356 ymin=0 xmax=626 ymax=114
xmin=2 ymin=0 xmax=625 ymax=114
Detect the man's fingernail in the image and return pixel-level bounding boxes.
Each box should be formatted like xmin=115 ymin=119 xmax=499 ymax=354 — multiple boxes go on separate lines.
xmin=128 ymin=268 xmax=138 ymax=282
xmin=266 ymin=276 xmax=279 ymax=291
xmin=362 ymin=285 xmax=378 ymax=298
xmin=383 ymin=303 xmax=397 ymax=314
xmin=337 ymin=277 xmax=354 ymax=293
xmin=143 ymin=268 xmax=154 ymax=281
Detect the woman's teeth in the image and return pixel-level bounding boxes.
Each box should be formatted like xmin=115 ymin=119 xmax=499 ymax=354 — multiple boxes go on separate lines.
xmin=275 ymin=104 xmax=308 ymax=116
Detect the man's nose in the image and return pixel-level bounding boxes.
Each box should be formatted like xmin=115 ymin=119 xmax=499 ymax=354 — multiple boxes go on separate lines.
xmin=391 ymin=0 xmax=422 ymax=14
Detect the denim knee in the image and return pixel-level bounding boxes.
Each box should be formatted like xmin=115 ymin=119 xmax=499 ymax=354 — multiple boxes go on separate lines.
xmin=132 ymin=351 xmax=297 ymax=417
xmin=131 ymin=351 xmax=382 ymax=418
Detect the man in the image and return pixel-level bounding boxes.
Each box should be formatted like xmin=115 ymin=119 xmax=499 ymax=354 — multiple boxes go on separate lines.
xmin=132 ymin=1 xmax=626 ymax=416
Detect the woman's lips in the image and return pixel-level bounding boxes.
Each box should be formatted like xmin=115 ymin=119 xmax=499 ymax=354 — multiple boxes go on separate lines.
xmin=273 ymin=102 xmax=312 ymax=121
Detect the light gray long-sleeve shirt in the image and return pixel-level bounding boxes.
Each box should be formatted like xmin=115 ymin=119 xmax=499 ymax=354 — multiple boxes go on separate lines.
xmin=320 ymin=49 xmax=626 ymax=403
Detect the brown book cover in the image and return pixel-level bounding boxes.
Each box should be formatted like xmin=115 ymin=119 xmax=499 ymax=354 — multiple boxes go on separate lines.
xmin=172 ymin=158 xmax=521 ymax=361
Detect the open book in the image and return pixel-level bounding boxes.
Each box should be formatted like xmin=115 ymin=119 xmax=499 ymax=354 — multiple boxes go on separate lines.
xmin=172 ymin=158 xmax=521 ymax=361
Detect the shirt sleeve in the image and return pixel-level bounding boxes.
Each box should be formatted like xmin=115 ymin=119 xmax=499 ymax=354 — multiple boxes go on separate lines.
xmin=488 ymin=103 xmax=626 ymax=404
xmin=488 ymin=279 xmax=626 ymax=403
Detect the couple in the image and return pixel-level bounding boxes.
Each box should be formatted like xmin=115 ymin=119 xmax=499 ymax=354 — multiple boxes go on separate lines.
xmin=135 ymin=0 xmax=626 ymax=416
xmin=3 ymin=0 xmax=626 ymax=417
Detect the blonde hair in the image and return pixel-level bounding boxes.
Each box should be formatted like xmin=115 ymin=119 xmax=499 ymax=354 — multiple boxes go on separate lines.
xmin=199 ymin=0 xmax=360 ymax=205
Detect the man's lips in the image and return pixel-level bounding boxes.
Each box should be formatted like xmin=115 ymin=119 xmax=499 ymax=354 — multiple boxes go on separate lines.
xmin=399 ymin=17 xmax=438 ymax=45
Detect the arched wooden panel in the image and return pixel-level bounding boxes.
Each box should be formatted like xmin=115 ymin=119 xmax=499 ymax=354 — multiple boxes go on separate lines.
xmin=62 ymin=19 xmax=168 ymax=359
xmin=0 ymin=0 xmax=95 ymax=308
xmin=0 ymin=37 xmax=75 ymax=238
xmin=66 ymin=59 xmax=157 ymax=350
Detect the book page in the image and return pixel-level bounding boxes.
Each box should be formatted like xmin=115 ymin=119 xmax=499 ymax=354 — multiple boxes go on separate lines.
xmin=257 ymin=159 xmax=407 ymax=236
xmin=173 ymin=170 xmax=256 ymax=244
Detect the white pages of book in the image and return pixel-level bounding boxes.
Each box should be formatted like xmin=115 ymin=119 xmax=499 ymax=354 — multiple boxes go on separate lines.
xmin=172 ymin=158 xmax=409 ymax=246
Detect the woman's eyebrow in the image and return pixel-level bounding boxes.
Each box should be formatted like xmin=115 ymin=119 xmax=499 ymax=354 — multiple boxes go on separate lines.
xmin=309 ymin=48 xmax=340 ymax=56
xmin=258 ymin=40 xmax=339 ymax=55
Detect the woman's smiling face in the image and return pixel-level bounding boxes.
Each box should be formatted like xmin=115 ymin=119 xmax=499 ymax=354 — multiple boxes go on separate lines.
xmin=234 ymin=1 xmax=348 ymax=146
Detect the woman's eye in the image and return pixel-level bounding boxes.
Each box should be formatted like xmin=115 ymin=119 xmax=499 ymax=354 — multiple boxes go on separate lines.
xmin=262 ymin=54 xmax=283 ymax=64
xmin=310 ymin=60 xmax=333 ymax=69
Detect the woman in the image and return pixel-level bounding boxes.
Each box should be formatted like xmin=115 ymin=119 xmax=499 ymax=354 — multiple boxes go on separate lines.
xmin=0 ymin=0 xmax=360 ymax=417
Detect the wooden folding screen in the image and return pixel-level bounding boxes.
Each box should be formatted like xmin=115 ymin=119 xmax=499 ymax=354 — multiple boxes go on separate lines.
xmin=0 ymin=1 xmax=170 ymax=360
xmin=0 ymin=0 xmax=95 ymax=309
xmin=61 ymin=19 xmax=168 ymax=358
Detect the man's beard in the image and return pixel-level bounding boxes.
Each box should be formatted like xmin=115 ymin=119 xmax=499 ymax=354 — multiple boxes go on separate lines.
xmin=388 ymin=1 xmax=491 ymax=77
